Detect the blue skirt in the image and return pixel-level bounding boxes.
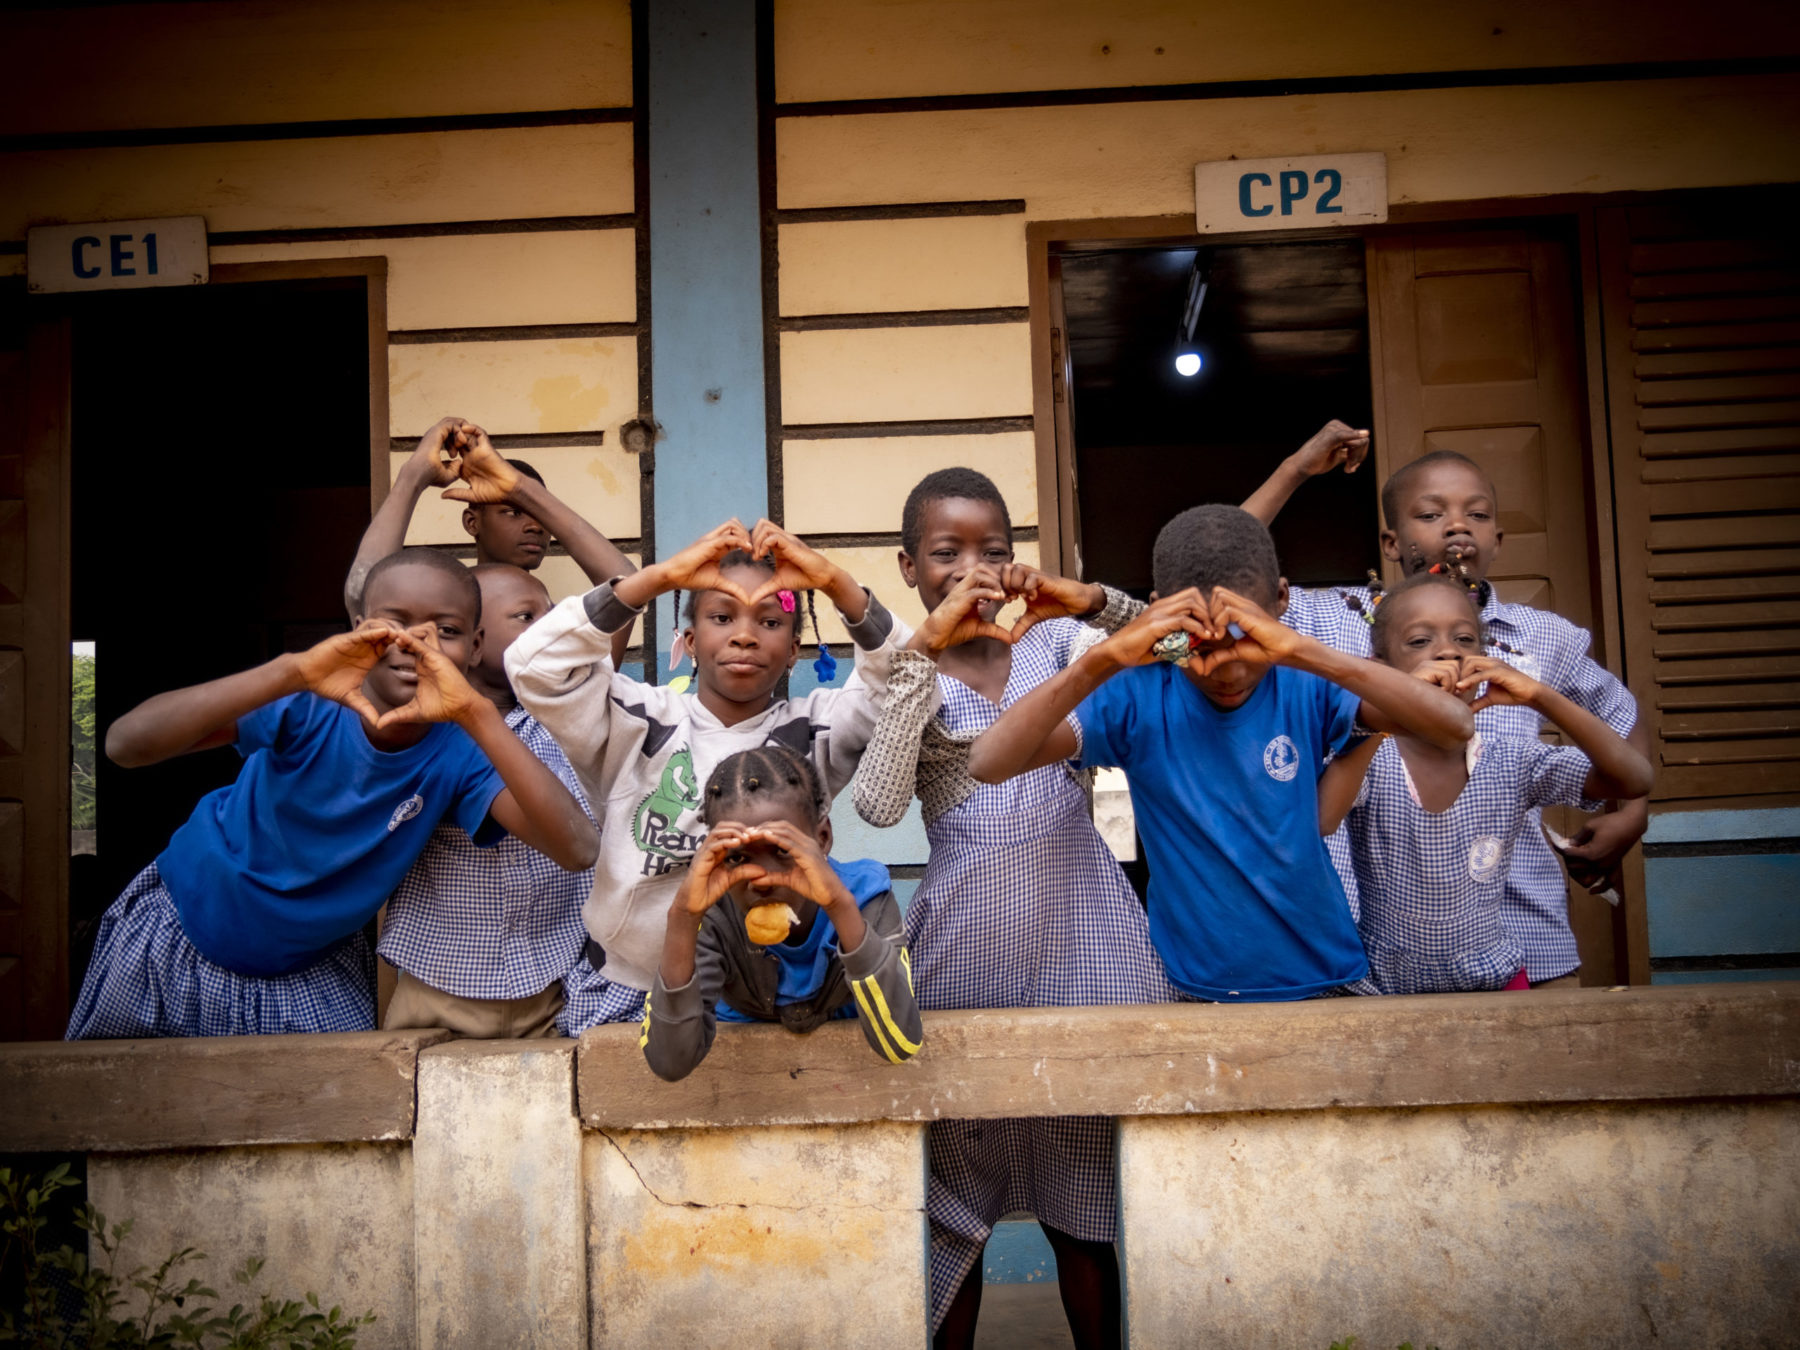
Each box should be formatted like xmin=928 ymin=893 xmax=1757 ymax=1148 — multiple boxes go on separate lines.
xmin=556 ymin=951 xmax=648 ymax=1037
xmin=66 ymin=863 xmax=376 ymax=1039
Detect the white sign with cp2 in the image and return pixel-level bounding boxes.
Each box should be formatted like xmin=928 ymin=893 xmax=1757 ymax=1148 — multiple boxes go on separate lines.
xmin=27 ymin=216 xmax=209 ymax=294
xmin=1193 ymin=153 xmax=1387 ymax=234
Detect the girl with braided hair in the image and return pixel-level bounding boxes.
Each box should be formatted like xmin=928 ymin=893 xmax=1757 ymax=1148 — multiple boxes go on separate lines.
xmin=642 ymin=745 xmax=921 ymax=1080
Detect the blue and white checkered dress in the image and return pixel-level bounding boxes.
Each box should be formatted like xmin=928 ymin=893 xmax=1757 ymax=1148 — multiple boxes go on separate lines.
xmin=66 ymin=862 xmax=375 ymax=1039
xmin=1285 ymin=584 xmax=1639 ymax=981
xmin=556 ymin=951 xmax=648 ymax=1036
xmin=377 ymin=705 xmax=593 ymax=1001
xmin=1347 ymin=733 xmax=1599 ymax=994
xmin=890 ymin=621 xmax=1176 ymax=1329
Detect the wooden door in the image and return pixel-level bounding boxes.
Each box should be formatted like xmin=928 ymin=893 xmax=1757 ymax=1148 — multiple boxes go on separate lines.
xmin=0 ymin=308 xmax=71 ymax=1041
xmin=1366 ymin=226 xmax=1619 ymax=979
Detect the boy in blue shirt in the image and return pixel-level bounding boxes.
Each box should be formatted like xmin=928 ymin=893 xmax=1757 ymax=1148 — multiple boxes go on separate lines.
xmin=966 ymin=505 xmax=1473 ymax=1002
xmin=67 ymin=548 xmax=598 ymax=1039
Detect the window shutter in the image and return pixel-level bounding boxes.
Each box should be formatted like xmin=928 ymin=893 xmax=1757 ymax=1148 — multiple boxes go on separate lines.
xmin=1597 ymin=192 xmax=1800 ymax=800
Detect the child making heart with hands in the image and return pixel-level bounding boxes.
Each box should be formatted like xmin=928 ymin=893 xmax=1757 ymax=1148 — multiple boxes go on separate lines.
xmin=68 ymin=548 xmax=597 ymax=1040
xmin=506 ymin=516 xmax=910 ymax=1035
xmin=854 ymin=468 xmax=1175 ymax=1350
xmin=643 ymin=746 xmax=921 ymax=1081
xmin=1315 ymin=573 xmax=1652 ymax=995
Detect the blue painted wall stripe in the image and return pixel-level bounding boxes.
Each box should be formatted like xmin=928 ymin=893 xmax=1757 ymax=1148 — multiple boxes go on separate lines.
xmin=647 ymin=0 xmax=769 ymax=672
xmin=1644 ymin=807 xmax=1800 ymax=845
xmin=1645 ymin=855 xmax=1800 ymax=957
xmin=985 ymin=1219 xmax=1059 ymax=1285
xmin=1651 ymin=969 xmax=1800 ymax=984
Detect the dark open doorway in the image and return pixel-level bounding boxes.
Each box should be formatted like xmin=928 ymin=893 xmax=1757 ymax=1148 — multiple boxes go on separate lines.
xmin=68 ymin=274 xmax=375 ymax=993
xmin=1059 ymin=238 xmax=1379 ymax=595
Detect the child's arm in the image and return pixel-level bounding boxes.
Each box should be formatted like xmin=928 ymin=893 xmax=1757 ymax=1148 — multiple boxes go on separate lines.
xmin=748 ymin=822 xmax=922 ymax=1065
xmin=647 ymin=824 xmax=767 ymax=1081
xmin=106 ymin=623 xmax=400 ymax=767
xmin=444 ymin=427 xmax=640 ymax=666
xmin=1317 ymin=734 xmax=1383 ymax=836
xmin=1458 ymin=656 xmax=1655 ymax=801
xmin=967 ymin=591 xmax=1213 ymax=783
xmin=1240 ymin=420 xmax=1371 ymax=526
xmin=1208 ymin=588 xmax=1474 ymax=750
xmin=344 ymin=417 xmax=467 ymax=620
xmin=853 ymin=569 xmax=1004 ymax=826
xmin=381 ymin=630 xmax=599 ymax=871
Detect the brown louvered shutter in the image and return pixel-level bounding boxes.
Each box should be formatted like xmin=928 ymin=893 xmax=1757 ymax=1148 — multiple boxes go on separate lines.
xmin=1597 ymin=191 xmax=1800 ymax=801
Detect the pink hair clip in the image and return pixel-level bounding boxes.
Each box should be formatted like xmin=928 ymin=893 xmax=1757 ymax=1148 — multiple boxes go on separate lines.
xmin=778 ymin=590 xmax=796 ymax=613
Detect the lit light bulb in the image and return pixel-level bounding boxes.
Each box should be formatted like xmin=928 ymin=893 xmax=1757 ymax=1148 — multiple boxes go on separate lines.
xmin=1174 ymin=351 xmax=1202 ymax=377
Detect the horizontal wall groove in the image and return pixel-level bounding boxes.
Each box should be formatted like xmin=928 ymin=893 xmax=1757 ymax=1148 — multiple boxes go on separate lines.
xmin=774 ymin=200 xmax=1025 ymax=223
xmin=1649 ymin=953 xmax=1800 ymax=972
xmin=777 ymin=307 xmax=1028 ymax=331
xmin=773 ymin=55 xmax=1800 ymax=118
xmin=388 ymin=431 xmax=614 ymax=451
xmin=390 ymin=322 xmax=642 ymax=345
xmin=798 ymin=527 xmax=1038 ymax=549
xmin=1642 ymin=835 xmax=1800 ymax=858
xmin=204 ymin=215 xmax=639 ymax=247
xmin=0 ymin=105 xmax=634 ymax=154
xmin=783 ymin=415 xmax=1034 ymax=439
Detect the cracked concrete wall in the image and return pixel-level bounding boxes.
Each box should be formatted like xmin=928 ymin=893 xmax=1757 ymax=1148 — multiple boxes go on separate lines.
xmin=89 ymin=1142 xmax=414 ymax=1350
xmin=1119 ymin=1099 xmax=1800 ymax=1349
xmin=414 ymin=1041 xmax=586 ymax=1350
xmin=585 ymin=1121 xmax=928 ymax=1348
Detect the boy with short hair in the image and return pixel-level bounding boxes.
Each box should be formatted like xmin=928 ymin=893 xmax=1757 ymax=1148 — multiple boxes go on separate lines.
xmin=1242 ymin=425 xmax=1647 ymax=986
xmin=68 ymin=548 xmax=598 ymax=1039
xmin=376 ymin=563 xmax=598 ymax=1037
xmin=966 ymin=505 xmax=1473 ymax=1002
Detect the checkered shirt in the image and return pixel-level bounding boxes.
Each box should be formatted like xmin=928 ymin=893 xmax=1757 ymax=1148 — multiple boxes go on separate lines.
xmin=1285 ymin=584 xmax=1639 ymax=981
xmin=1347 ymin=733 xmax=1598 ymax=994
xmin=377 ymin=705 xmax=594 ymax=1000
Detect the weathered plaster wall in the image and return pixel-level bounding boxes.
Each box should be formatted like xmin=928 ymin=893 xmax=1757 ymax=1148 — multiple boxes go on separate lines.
xmin=1120 ymin=1100 xmax=1800 ymax=1349
xmin=88 ymin=1142 xmax=416 ymax=1350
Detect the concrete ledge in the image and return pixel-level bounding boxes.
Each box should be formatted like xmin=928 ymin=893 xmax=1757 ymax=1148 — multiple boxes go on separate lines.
xmin=576 ymin=983 xmax=1800 ymax=1129
xmin=0 ymin=1029 xmax=452 ymax=1151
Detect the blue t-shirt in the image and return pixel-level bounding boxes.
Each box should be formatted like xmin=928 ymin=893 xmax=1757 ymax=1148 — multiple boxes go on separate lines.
xmin=157 ymin=693 xmax=506 ymax=977
xmin=717 ymin=857 xmax=891 ymax=1023
xmin=1074 ymin=663 xmax=1367 ymax=1001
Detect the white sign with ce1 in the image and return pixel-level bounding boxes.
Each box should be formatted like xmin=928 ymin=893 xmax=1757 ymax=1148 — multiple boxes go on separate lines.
xmin=1194 ymin=153 xmax=1387 ymax=234
xmin=27 ymin=216 xmax=209 ymax=293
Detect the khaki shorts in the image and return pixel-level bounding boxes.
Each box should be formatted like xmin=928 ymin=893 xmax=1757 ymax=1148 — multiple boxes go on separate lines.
xmin=382 ymin=967 xmax=564 ymax=1039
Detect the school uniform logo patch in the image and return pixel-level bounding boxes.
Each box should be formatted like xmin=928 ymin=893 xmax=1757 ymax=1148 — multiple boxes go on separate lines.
xmin=1468 ymin=835 xmax=1504 ymax=882
xmin=1263 ymin=735 xmax=1300 ymax=782
xmin=387 ymin=794 xmax=424 ymax=833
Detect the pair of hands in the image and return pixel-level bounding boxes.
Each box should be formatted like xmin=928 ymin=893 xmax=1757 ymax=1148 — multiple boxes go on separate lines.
xmin=1409 ymin=654 xmax=1546 ymax=712
xmin=916 ymin=565 xmax=1104 ymax=653
xmin=1289 ymin=420 xmax=1372 ymax=479
xmin=411 ymin=416 xmax=523 ymax=507
xmin=1102 ymin=586 xmax=1298 ymax=676
xmin=676 ymin=820 xmax=841 ymax=918
xmin=294 ymin=621 xmax=479 ymax=730
xmin=656 ymin=519 xmax=843 ymax=608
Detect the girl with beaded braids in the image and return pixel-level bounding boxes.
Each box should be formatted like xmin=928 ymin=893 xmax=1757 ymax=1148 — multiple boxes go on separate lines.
xmin=642 ymin=745 xmax=921 ymax=1081
xmin=506 ymin=518 xmax=911 ymax=1036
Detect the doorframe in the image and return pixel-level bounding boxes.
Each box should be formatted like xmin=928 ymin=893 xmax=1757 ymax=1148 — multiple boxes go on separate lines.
xmin=14 ymin=254 xmax=389 ymax=1038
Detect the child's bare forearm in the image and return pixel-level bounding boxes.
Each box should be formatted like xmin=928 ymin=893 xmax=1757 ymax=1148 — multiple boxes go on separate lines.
xmin=1318 ymin=734 xmax=1383 ymax=835
xmin=660 ymin=910 xmax=701 ymax=989
xmin=1289 ymin=639 xmax=1473 ymax=749
xmin=1531 ymin=686 xmax=1655 ymax=800
xmin=1240 ymin=457 xmax=1312 ymax=526
xmin=345 ymin=460 xmax=433 ymax=620
xmin=968 ymin=649 xmax=1114 ymax=783
xmin=468 ymin=702 xmax=599 ymax=870
xmin=508 ymin=477 xmax=637 ymax=664
xmin=106 ymin=655 xmax=303 ymax=768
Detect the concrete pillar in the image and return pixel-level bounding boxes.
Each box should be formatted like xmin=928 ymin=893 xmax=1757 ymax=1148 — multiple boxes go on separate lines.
xmin=586 ymin=1120 xmax=928 ymax=1348
xmin=413 ymin=1040 xmax=587 ymax=1349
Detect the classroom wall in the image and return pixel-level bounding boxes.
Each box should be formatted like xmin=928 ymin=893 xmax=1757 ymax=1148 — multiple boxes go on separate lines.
xmin=3 ymin=0 xmax=644 ymax=617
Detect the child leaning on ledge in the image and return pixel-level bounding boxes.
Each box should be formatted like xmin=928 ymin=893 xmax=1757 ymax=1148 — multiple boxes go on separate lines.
xmin=67 ymin=549 xmax=598 ymax=1040
xmin=1316 ymin=573 xmax=1653 ymax=996
xmin=643 ymin=746 xmax=921 ymax=1081
xmin=965 ymin=505 xmax=1474 ymax=1003
xmin=1243 ymin=425 xmax=1646 ymax=986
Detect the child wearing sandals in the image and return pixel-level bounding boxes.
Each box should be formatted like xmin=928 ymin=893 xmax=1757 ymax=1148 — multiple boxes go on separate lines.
xmin=853 ymin=469 xmax=1174 ymax=1350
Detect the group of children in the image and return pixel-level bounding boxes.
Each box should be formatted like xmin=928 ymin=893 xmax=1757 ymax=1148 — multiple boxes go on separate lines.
xmin=67 ymin=416 xmax=1651 ymax=1350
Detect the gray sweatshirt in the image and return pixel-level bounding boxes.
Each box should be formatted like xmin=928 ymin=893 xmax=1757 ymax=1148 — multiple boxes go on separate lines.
xmin=504 ymin=580 xmax=906 ymax=992
xmin=643 ymin=883 xmax=922 ymax=1081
